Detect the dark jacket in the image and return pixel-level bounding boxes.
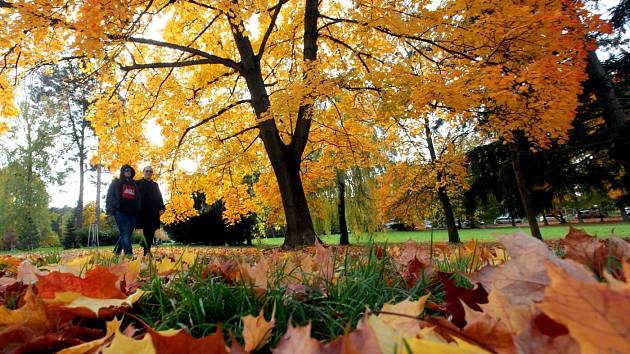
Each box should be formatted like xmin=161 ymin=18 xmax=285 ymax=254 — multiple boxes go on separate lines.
xmin=105 ymin=165 xmax=141 ymax=215
xmin=137 ymin=178 xmax=165 ymax=230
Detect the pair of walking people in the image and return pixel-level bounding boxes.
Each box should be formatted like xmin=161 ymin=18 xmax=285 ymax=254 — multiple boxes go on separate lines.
xmin=105 ymin=164 xmax=165 ymax=256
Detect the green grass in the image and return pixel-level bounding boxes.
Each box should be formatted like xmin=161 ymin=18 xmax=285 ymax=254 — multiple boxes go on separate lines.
xmin=132 ymin=245 xmax=433 ymax=350
xmin=256 ymin=222 xmax=630 ymax=246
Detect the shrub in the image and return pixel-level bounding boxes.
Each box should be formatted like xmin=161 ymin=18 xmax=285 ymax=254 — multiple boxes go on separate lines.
xmin=164 ymin=193 xmax=255 ymax=245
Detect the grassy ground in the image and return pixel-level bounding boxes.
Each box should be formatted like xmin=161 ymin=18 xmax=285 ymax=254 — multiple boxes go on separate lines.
xmin=255 ymin=222 xmax=630 ymax=246
xmin=3 ymin=222 xmax=628 ymax=254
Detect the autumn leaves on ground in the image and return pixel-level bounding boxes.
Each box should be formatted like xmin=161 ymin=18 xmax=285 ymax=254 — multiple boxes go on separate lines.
xmin=1 ymin=228 xmax=629 ymax=353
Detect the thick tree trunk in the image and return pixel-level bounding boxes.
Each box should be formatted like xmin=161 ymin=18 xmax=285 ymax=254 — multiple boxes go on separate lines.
xmin=424 ymin=118 xmax=460 ymax=243
xmin=336 ymin=169 xmax=349 ymax=245
xmin=228 ymin=0 xmax=319 ymax=248
xmin=508 ymin=142 xmax=542 ymax=240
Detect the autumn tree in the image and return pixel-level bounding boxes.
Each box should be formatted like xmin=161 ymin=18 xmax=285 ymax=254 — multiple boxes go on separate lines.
xmin=1 ymin=0 xmax=604 ymax=245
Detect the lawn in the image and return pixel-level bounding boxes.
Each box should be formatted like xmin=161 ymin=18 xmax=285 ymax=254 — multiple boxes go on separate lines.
xmin=256 ymin=222 xmax=630 ymax=246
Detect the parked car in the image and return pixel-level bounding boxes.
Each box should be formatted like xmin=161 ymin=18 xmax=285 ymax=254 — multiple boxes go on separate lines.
xmin=539 ymin=214 xmax=560 ymax=222
xmin=576 ymin=208 xmax=608 ymax=219
xmin=625 ymin=207 xmax=630 ymax=217
xmin=494 ymin=216 xmax=522 ymax=224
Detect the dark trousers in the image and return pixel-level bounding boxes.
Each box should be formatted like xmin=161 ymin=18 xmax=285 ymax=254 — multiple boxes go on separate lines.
xmin=143 ymin=227 xmax=157 ymax=255
xmin=114 ymin=211 xmax=137 ymax=256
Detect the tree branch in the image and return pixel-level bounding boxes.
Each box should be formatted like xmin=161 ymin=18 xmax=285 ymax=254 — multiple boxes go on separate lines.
xmin=126 ymin=37 xmax=240 ymax=70
xmin=176 ymin=99 xmax=251 ymax=150
xmin=257 ymin=0 xmax=287 ymax=59
xmin=219 ymin=125 xmax=259 ymax=142
xmin=119 ymin=58 xmax=237 ymax=71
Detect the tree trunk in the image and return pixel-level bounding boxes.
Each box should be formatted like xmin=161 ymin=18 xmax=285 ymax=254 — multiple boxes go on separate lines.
xmin=74 ymin=153 xmax=84 ymax=229
xmin=508 ymin=142 xmax=542 ymax=240
xmin=424 ymin=118 xmax=460 ymax=243
xmin=336 ymin=169 xmax=349 ymax=245
xmin=228 ymin=0 xmax=319 ymax=248
xmin=542 ymin=211 xmax=549 ymax=226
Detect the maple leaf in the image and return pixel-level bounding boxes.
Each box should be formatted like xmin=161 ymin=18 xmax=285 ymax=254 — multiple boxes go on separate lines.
xmin=44 ymin=289 xmax=146 ymax=318
xmin=461 ymin=301 xmax=517 ymax=354
xmin=272 ymin=322 xmax=324 ymax=354
xmin=0 ymin=287 xmax=56 ymax=351
xmin=378 ymin=294 xmax=429 ymax=335
xmin=36 ymin=266 xmax=127 ymax=300
xmin=314 ymin=241 xmax=335 ymax=280
xmin=478 ymin=287 xmax=530 ymax=335
xmin=56 ymin=317 xmax=122 ymax=354
xmin=148 ymin=325 xmax=230 ymax=354
xmin=402 ymin=336 xmax=491 ymax=354
xmin=242 ymin=307 xmax=275 ymax=351
xmin=514 ymin=311 xmax=579 ymax=354
xmin=466 ymin=233 xmax=595 ymax=309
xmin=103 ymin=324 xmax=230 ymax=354
xmin=560 ymin=226 xmax=608 ymax=275
xmin=16 ymin=260 xmax=47 ymax=284
xmin=537 ymin=262 xmax=630 ymax=353
xmin=440 ymin=273 xmax=488 ymax=328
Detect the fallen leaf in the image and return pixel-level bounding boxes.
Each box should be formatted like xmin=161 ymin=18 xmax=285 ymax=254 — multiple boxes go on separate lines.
xmin=440 ymin=273 xmax=488 ymax=328
xmin=461 ymin=301 xmax=517 ymax=354
xmin=242 ymin=307 xmax=275 ymax=351
xmin=57 ymin=317 xmax=122 ymax=354
xmin=560 ymin=226 xmax=607 ymax=275
xmin=478 ymin=288 xmax=530 ymax=335
xmin=148 ymin=325 xmax=229 ymax=354
xmin=467 ymin=234 xmax=594 ymax=309
xmin=378 ymin=294 xmax=429 ymax=335
xmin=36 ymin=266 xmax=127 ymax=300
xmin=272 ymin=322 xmax=324 ymax=354
xmin=538 ymin=262 xmax=630 ymax=353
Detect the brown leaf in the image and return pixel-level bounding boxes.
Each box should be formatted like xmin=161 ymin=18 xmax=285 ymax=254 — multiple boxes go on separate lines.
xmin=461 ymin=302 xmax=517 ymax=354
xmin=466 ymin=233 xmax=595 ymax=309
xmin=478 ymin=287 xmax=530 ymax=335
xmin=514 ymin=311 xmax=579 ymax=354
xmin=440 ymin=273 xmax=488 ymax=328
xmin=537 ymin=262 xmax=630 ymax=353
xmin=272 ymin=322 xmax=324 ymax=354
xmin=560 ymin=226 xmax=608 ymax=275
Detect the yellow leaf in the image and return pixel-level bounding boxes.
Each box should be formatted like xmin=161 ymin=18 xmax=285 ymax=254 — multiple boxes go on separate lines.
xmin=44 ymin=290 xmax=146 ymax=316
xmin=242 ymin=307 xmax=276 ymax=351
xmin=103 ymin=328 xmax=156 ymax=354
xmin=57 ymin=317 xmax=122 ymax=354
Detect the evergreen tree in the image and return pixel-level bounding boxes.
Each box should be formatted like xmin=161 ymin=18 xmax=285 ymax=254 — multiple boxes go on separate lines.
xmin=62 ymin=215 xmax=78 ymax=249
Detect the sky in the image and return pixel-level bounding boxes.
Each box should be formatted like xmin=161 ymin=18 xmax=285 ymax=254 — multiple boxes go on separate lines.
xmin=38 ymin=0 xmax=624 ymax=209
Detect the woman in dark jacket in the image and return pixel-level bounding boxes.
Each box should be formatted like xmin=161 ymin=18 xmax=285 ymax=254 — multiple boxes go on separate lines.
xmin=105 ymin=164 xmax=141 ymax=256
xmin=136 ymin=166 xmax=165 ymax=255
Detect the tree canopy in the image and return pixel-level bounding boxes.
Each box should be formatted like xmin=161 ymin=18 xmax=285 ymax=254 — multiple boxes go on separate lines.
xmin=0 ymin=0 xmax=607 ymax=246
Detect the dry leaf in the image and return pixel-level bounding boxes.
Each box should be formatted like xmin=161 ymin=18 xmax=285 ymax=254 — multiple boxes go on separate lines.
xmin=538 ymin=262 xmax=630 ymax=353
